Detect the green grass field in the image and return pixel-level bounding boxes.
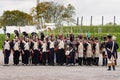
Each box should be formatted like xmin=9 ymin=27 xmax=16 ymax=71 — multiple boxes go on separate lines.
xmin=0 ymin=26 xmax=120 ymax=51
xmin=52 ymin=26 xmax=120 ymax=34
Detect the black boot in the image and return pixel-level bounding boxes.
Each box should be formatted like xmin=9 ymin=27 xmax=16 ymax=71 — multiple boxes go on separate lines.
xmin=107 ymin=66 xmax=111 ymax=71
xmin=112 ymin=66 xmax=115 ymax=71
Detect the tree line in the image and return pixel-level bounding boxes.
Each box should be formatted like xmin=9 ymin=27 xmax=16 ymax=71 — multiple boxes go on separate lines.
xmin=0 ymin=1 xmax=75 ymax=28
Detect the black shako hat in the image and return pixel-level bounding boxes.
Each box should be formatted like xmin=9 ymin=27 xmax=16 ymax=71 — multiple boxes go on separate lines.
xmin=107 ymin=35 xmax=112 ymax=39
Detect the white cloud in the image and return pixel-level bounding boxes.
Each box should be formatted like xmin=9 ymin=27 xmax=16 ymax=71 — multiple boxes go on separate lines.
xmin=0 ymin=0 xmax=36 ymax=15
xmin=1 ymin=0 xmax=120 ymax=25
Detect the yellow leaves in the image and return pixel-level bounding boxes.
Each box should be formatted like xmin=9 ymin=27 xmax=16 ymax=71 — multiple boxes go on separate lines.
xmin=31 ymin=1 xmax=75 ymax=26
xmin=1 ymin=10 xmax=33 ymax=26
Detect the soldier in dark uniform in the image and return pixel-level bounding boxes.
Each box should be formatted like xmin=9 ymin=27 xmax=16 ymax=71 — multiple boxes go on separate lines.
xmin=20 ymin=36 xmax=25 ymax=65
xmin=29 ymin=36 xmax=34 ymax=65
xmin=32 ymin=34 xmax=40 ymax=65
xmin=38 ymin=38 xmax=42 ymax=64
xmin=65 ymin=36 xmax=71 ymax=65
xmin=92 ymin=38 xmax=96 ymax=65
xmin=100 ymin=36 xmax=107 ymax=66
xmin=48 ymin=38 xmax=55 ymax=65
xmin=54 ymin=37 xmax=59 ymax=65
xmin=83 ymin=37 xmax=88 ymax=65
xmin=65 ymin=44 xmax=75 ymax=66
xmin=70 ymin=38 xmax=76 ymax=66
xmin=2 ymin=33 xmax=11 ymax=65
xmin=112 ymin=35 xmax=119 ymax=65
xmin=94 ymin=37 xmax=100 ymax=66
xmin=22 ymin=36 xmax=30 ymax=65
xmin=78 ymin=36 xmax=84 ymax=66
xmin=65 ymin=45 xmax=71 ymax=65
xmin=105 ymin=35 xmax=118 ymax=71
xmin=57 ymin=35 xmax=65 ymax=65
xmin=41 ymin=39 xmax=47 ymax=65
xmin=86 ymin=38 xmax=93 ymax=66
xmin=13 ymin=37 xmax=20 ymax=65
xmin=19 ymin=32 xmax=28 ymax=65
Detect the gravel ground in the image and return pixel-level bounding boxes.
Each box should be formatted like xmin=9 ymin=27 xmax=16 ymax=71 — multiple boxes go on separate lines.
xmin=0 ymin=51 xmax=120 ymax=80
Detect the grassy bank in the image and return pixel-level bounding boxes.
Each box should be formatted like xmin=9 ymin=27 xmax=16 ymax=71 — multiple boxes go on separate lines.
xmin=52 ymin=26 xmax=120 ymax=34
xmin=0 ymin=26 xmax=120 ymax=51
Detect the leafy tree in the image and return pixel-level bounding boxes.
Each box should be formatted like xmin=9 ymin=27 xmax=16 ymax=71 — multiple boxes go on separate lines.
xmin=0 ymin=17 xmax=3 ymax=28
xmin=62 ymin=4 xmax=76 ymax=24
xmin=1 ymin=10 xmax=33 ymax=26
xmin=31 ymin=2 xmax=75 ymax=28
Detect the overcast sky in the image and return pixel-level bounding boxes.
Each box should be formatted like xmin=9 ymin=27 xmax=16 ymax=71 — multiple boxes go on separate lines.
xmin=0 ymin=0 xmax=120 ymax=25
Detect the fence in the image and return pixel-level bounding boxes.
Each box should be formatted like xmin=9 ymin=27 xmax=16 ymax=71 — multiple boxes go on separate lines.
xmin=76 ymin=16 xmax=117 ymax=26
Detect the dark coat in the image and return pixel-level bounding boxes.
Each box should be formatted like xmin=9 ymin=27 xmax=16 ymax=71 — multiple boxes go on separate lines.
xmin=105 ymin=41 xmax=118 ymax=59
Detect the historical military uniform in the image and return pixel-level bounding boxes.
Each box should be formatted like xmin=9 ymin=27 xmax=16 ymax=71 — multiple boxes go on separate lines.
xmin=65 ymin=36 xmax=75 ymax=65
xmin=78 ymin=41 xmax=83 ymax=65
xmin=29 ymin=38 xmax=34 ymax=64
xmin=105 ymin=35 xmax=118 ymax=70
xmin=83 ymin=37 xmax=88 ymax=65
xmin=58 ymin=38 xmax=65 ymax=65
xmin=70 ymin=40 xmax=76 ymax=65
xmin=65 ymin=45 xmax=70 ymax=65
xmin=54 ymin=38 xmax=59 ymax=64
xmin=32 ymin=39 xmax=40 ymax=65
xmin=48 ymin=39 xmax=55 ymax=65
xmin=19 ymin=38 xmax=25 ymax=65
xmin=112 ymin=35 xmax=119 ymax=65
xmin=2 ymin=33 xmax=11 ymax=65
xmin=65 ymin=45 xmax=74 ymax=65
xmin=94 ymin=39 xmax=100 ymax=66
xmin=41 ymin=40 xmax=47 ymax=65
xmin=86 ymin=41 xmax=93 ymax=66
xmin=13 ymin=37 xmax=20 ymax=65
xmin=20 ymin=32 xmax=28 ymax=65
xmin=23 ymin=38 xmax=30 ymax=65
xmin=92 ymin=40 xmax=96 ymax=65
xmin=100 ymin=37 xmax=107 ymax=66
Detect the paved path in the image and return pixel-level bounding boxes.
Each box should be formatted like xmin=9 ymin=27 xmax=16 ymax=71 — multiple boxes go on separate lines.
xmin=0 ymin=51 xmax=120 ymax=80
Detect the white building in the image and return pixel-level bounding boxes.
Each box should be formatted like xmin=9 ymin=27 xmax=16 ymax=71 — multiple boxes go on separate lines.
xmin=0 ymin=24 xmax=56 ymax=34
xmin=0 ymin=26 xmax=38 ymax=34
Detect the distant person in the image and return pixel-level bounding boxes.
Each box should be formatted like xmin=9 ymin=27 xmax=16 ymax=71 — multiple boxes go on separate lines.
xmin=48 ymin=38 xmax=55 ymax=65
xmin=65 ymin=45 xmax=71 ymax=65
xmin=78 ymin=36 xmax=84 ymax=66
xmin=86 ymin=39 xmax=93 ymax=66
xmin=100 ymin=36 xmax=107 ymax=66
xmin=112 ymin=35 xmax=119 ymax=65
xmin=32 ymin=37 xmax=40 ymax=65
xmin=12 ymin=37 xmax=20 ymax=65
xmin=2 ymin=33 xmax=11 ymax=66
xmin=57 ymin=35 xmax=65 ymax=65
xmin=83 ymin=37 xmax=88 ymax=65
xmin=105 ymin=35 xmax=118 ymax=71
xmin=22 ymin=37 xmax=30 ymax=65
xmin=94 ymin=37 xmax=100 ymax=66
xmin=41 ymin=39 xmax=47 ymax=65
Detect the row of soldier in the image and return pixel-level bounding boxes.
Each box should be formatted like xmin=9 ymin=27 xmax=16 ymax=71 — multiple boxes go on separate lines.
xmin=2 ymin=30 xmax=119 ymax=69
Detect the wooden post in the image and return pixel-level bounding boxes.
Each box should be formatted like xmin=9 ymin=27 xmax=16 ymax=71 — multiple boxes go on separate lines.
xmin=90 ymin=16 xmax=93 ymax=26
xmin=102 ymin=16 xmax=104 ymax=26
xmin=76 ymin=17 xmax=79 ymax=26
xmin=37 ymin=0 xmax=39 ymax=5
xmin=81 ymin=16 xmax=83 ymax=26
xmin=114 ymin=16 xmax=116 ymax=26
